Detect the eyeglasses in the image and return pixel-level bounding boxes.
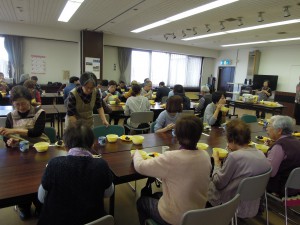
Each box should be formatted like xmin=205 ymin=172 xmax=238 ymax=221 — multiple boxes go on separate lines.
xmin=13 ymin=101 xmax=29 ymax=108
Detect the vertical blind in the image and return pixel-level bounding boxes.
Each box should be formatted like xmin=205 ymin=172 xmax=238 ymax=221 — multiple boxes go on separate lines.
xmin=131 ymin=50 xmax=202 ymax=87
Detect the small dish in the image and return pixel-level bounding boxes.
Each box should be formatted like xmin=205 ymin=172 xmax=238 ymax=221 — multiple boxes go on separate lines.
xmin=255 ymin=136 xmax=270 ymax=142
xmin=292 ymin=132 xmax=300 ymax=137
xmin=212 ymin=148 xmax=228 ymax=158
xmin=120 ymin=135 xmax=133 ymax=141
xmin=197 ymin=143 xmax=209 ymax=150
xmin=55 ymin=140 xmax=64 ymax=147
xmin=255 ymin=144 xmax=269 ymax=153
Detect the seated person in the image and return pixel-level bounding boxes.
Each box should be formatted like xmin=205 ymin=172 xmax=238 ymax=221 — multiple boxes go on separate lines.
xmin=116 ymin=80 xmax=129 ymax=94
xmin=0 ymin=72 xmax=9 ymax=92
xmin=0 ymin=85 xmax=49 ymax=220
xmin=37 ymin=122 xmax=114 ymax=225
xmin=102 ymin=80 xmax=121 ymax=104
xmin=31 ymin=76 xmax=43 ymax=95
xmin=203 ymin=91 xmax=226 ymax=126
xmin=155 ymin=81 xmax=170 ymax=102
xmin=124 ymin=84 xmax=150 ymax=129
xmin=208 ymin=119 xmax=270 ymax=218
xmin=19 ymin=74 xmax=30 ymax=85
xmin=23 ymin=80 xmax=41 ymax=106
xmin=63 ymin=76 xmax=80 ymax=101
xmin=133 ymin=115 xmax=211 ymax=225
xmin=100 ymin=79 xmax=108 ymax=94
xmin=141 ymin=80 xmax=153 ymax=100
xmin=195 ymin=85 xmax=212 ymax=117
xmin=172 ymin=84 xmax=190 ymax=110
xmin=256 ymin=80 xmax=272 ymax=119
xmin=154 ymin=95 xmax=182 ymax=133
xmin=266 ymin=115 xmax=300 ymax=197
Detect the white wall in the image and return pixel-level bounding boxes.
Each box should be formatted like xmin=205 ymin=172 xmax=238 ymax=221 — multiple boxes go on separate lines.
xmin=202 ymin=58 xmax=216 ymax=86
xmin=23 ymin=38 xmax=80 ymax=84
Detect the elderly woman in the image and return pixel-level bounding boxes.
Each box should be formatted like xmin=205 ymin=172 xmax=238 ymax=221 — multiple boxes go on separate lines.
xmin=195 ymin=85 xmax=212 ymax=117
xmin=208 ymin=119 xmax=270 ymax=218
xmin=133 ymin=116 xmax=211 ymax=225
xmin=0 ymin=85 xmax=49 ymax=220
xmin=203 ymin=91 xmax=226 ymax=126
xmin=154 ymin=95 xmax=182 ymax=133
xmin=23 ymin=79 xmax=41 ymax=106
xmin=266 ymin=115 xmax=300 ymax=197
xmin=65 ymin=72 xmax=109 ymax=128
xmin=37 ymin=122 xmax=114 ymax=225
xmin=141 ymin=80 xmax=153 ymax=100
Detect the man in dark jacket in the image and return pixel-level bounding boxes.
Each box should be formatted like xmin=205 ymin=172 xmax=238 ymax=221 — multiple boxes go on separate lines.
xmin=155 ymin=81 xmax=170 ymax=102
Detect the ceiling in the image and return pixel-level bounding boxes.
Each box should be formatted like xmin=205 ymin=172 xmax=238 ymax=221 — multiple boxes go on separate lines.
xmin=1 ymin=0 xmax=300 ymax=50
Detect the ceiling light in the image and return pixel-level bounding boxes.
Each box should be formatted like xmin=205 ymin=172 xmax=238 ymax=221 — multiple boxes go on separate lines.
xmin=58 ymin=0 xmax=85 ymax=22
xmin=283 ymin=6 xmax=291 ymax=17
xmin=257 ymin=12 xmax=264 ymax=22
xmin=237 ymin=17 xmax=243 ymax=26
xmin=192 ymin=27 xmax=197 ymax=35
xmin=182 ymin=30 xmax=187 ymax=37
xmin=183 ymin=18 xmax=300 ymax=41
xmin=205 ymin=24 xmax=211 ymax=32
xmin=222 ymin=36 xmax=300 ymax=47
xmin=131 ymin=0 xmax=239 ymax=33
xmin=220 ymin=21 xmax=225 ymax=30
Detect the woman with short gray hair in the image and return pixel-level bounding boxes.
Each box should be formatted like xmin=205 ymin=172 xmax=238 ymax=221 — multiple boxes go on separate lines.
xmin=266 ymin=115 xmax=300 ymax=197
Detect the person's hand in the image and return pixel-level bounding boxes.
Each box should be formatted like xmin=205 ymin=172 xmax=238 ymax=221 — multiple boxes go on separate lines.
xmin=103 ymin=120 xmax=110 ymax=127
xmin=165 ymin=123 xmax=175 ymax=131
xmin=264 ymin=139 xmax=274 ymax=146
xmin=216 ymin=103 xmax=223 ymax=111
xmin=115 ymin=97 xmax=121 ymax=103
xmin=6 ymin=138 xmax=20 ymax=147
xmin=0 ymin=128 xmax=14 ymax=136
xmin=212 ymin=150 xmax=221 ymax=167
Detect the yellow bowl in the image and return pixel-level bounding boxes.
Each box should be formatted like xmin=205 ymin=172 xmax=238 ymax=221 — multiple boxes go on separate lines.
xmin=255 ymin=144 xmax=269 ymax=153
xmin=153 ymin=92 xmax=157 ymax=95
xmin=132 ymin=135 xmax=145 ymax=145
xmin=221 ymin=106 xmax=229 ymax=112
xmin=109 ymin=101 xmax=116 ymax=105
xmin=34 ymin=142 xmax=50 ymax=153
xmin=197 ymin=143 xmax=209 ymax=150
xmin=149 ymin=100 xmax=155 ymax=104
xmin=213 ymin=148 xmax=228 ymax=158
xmin=106 ymin=134 xmax=118 ymax=143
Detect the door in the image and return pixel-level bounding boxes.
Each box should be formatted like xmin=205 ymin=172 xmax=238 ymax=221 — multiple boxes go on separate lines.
xmin=217 ymin=67 xmax=235 ymax=95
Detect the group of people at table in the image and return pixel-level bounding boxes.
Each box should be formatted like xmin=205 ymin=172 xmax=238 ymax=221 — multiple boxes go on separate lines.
xmin=0 ymin=71 xmax=299 ymax=225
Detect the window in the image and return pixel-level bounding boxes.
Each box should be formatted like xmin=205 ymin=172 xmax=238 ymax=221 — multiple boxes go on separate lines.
xmin=0 ymin=37 xmax=9 ymax=77
xmin=131 ymin=50 xmax=202 ymax=87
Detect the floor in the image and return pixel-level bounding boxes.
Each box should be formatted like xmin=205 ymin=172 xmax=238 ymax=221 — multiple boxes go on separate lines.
xmin=1 ymin=108 xmax=299 ymax=225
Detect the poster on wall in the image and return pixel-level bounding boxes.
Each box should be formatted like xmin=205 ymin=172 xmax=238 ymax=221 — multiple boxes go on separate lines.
xmin=85 ymin=57 xmax=100 ymax=77
xmin=31 ymin=55 xmax=46 ymax=74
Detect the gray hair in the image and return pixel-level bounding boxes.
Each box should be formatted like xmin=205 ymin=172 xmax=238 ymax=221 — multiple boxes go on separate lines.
xmin=270 ymin=115 xmax=294 ymax=135
xmin=144 ymin=80 xmax=152 ymax=87
xmin=201 ymin=85 xmax=210 ymax=93
xmin=20 ymin=74 xmax=30 ymax=83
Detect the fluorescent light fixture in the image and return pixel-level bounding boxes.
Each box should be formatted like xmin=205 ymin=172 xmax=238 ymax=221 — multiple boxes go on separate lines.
xmin=131 ymin=0 xmax=238 ymax=33
xmin=222 ymin=37 xmax=300 ymax=47
xmin=183 ymin=18 xmax=300 ymax=41
xmin=58 ymin=0 xmax=85 ymax=22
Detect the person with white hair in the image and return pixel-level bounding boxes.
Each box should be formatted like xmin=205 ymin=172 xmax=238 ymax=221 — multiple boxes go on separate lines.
xmin=19 ymin=74 xmax=30 ymax=85
xmin=266 ymin=115 xmax=300 ymax=197
xmin=195 ymin=85 xmax=212 ymax=117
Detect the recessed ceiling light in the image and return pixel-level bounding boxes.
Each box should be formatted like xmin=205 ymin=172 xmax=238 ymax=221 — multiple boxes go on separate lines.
xmin=58 ymin=0 xmax=85 ymax=22
xmin=131 ymin=0 xmax=238 ymax=33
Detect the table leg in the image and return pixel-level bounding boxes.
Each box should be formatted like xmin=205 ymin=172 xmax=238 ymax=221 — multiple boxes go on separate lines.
xmin=109 ymin=191 xmax=115 ymax=216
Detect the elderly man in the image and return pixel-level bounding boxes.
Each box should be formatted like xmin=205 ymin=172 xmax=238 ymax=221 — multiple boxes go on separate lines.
xmin=266 ymin=115 xmax=300 ymax=197
xmin=195 ymin=85 xmax=212 ymax=117
xmin=155 ymin=81 xmax=170 ymax=102
xmin=141 ymin=80 xmax=153 ymax=100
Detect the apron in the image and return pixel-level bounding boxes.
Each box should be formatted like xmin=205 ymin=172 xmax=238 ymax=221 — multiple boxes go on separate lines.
xmin=65 ymin=88 xmax=97 ymax=129
xmin=11 ymin=107 xmax=50 ymax=144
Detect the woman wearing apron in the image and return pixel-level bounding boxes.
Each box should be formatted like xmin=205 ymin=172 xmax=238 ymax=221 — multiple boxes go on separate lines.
xmin=65 ymin=72 xmax=109 ymax=128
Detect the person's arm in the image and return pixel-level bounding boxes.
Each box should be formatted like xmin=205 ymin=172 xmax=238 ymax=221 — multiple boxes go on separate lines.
xmin=123 ymin=89 xmax=132 ymax=99
xmin=36 ymin=91 xmax=41 ymax=103
xmin=204 ymin=104 xmax=218 ymax=125
xmin=66 ymin=92 xmax=78 ymax=124
xmin=154 ymin=111 xmax=174 ymax=133
xmin=133 ymin=150 xmax=170 ymax=179
xmin=195 ymin=97 xmax=205 ymax=113
xmin=38 ymin=184 xmax=48 ymax=204
xmin=124 ymin=99 xmax=130 ymax=116
xmin=104 ymin=183 xmax=114 ymax=197
xmin=267 ymin=144 xmax=285 ymax=177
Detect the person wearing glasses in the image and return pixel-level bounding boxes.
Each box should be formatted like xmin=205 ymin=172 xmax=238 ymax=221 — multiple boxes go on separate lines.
xmin=0 ymin=85 xmax=49 ymax=220
xmin=65 ymin=72 xmax=109 ymax=128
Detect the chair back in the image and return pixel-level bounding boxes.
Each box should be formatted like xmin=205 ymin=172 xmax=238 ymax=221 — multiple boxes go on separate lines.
xmin=237 ymin=168 xmax=272 ymax=201
xmin=285 ymin=167 xmax=300 ymax=189
xmin=93 ymin=125 xmax=125 ymax=138
xmin=180 ymin=194 xmax=240 ymax=225
xmin=0 ymin=117 xmax=6 ymax=127
xmin=182 ymin=110 xmax=195 ymax=115
xmin=44 ymin=127 xmax=57 ymax=143
xmin=240 ymin=114 xmax=257 ymax=123
xmin=93 ymin=114 xmax=110 ymax=127
xmin=150 ymin=121 xmax=157 ymax=133
xmin=130 ymin=111 xmax=154 ymax=124
xmin=85 ymin=215 xmax=114 ymax=225
xmin=161 ymin=96 xmax=168 ymax=104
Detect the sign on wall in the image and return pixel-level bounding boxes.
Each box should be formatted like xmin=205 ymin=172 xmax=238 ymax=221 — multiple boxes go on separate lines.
xmin=85 ymin=57 xmax=100 ymax=77
xmin=31 ymin=55 xmax=46 ymax=74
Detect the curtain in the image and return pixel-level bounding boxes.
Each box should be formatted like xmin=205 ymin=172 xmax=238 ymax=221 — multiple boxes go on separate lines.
xmin=118 ymin=47 xmax=131 ymax=83
xmin=4 ymin=35 xmax=24 ymax=83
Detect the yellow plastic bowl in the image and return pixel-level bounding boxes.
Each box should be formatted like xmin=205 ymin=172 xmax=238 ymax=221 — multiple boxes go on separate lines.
xmin=132 ymin=135 xmax=145 ymax=145
xmin=34 ymin=142 xmax=50 ymax=152
xmin=197 ymin=143 xmax=209 ymax=150
xmin=106 ymin=134 xmax=118 ymax=143
xmin=255 ymin=144 xmax=269 ymax=153
xmin=109 ymin=101 xmax=116 ymax=105
xmin=149 ymin=100 xmax=155 ymax=104
xmin=213 ymin=148 xmax=228 ymax=158
xmin=221 ymin=106 xmax=229 ymax=112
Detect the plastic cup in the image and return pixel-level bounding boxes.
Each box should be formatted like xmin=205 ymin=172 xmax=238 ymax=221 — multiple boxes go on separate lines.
xmin=19 ymin=140 xmax=29 ymax=152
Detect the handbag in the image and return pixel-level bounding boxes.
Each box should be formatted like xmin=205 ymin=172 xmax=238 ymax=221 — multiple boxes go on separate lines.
xmin=141 ymin=177 xmax=162 ymax=199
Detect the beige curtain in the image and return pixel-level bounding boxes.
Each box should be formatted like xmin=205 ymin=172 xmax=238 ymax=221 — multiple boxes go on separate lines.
xmin=118 ymin=47 xmax=131 ymax=83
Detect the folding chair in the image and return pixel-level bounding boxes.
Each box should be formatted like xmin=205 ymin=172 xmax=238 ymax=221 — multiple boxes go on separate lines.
xmin=44 ymin=127 xmax=57 ymax=144
xmin=150 ymin=121 xmax=157 ymax=133
xmin=124 ymin=111 xmax=154 ymax=134
xmin=267 ymin=167 xmax=300 ymax=225
xmin=235 ymin=168 xmax=272 ymax=225
xmin=93 ymin=114 xmax=110 ymax=127
xmin=240 ymin=114 xmax=257 ymax=123
xmin=92 ymin=125 xmax=125 ymax=138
